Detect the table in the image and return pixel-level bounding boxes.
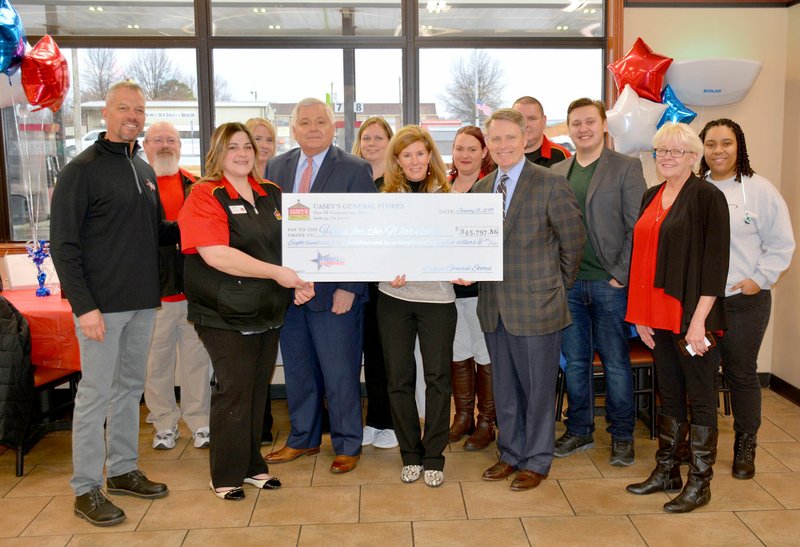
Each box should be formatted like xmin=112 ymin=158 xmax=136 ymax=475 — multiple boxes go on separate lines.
xmin=2 ymin=289 xmax=81 ymax=371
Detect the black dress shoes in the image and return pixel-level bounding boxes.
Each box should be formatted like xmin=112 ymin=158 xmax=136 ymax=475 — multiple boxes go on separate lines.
xmin=74 ymin=487 xmax=126 ymax=527
xmin=106 ymin=469 xmax=169 ymax=499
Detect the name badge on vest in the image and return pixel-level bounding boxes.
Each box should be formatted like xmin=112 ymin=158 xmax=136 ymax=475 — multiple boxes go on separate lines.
xmin=229 ymin=205 xmax=247 ymax=214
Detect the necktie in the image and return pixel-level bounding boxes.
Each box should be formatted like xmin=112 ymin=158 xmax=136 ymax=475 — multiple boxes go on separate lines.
xmin=497 ymin=174 xmax=509 ymax=220
xmin=299 ymin=156 xmax=313 ymax=193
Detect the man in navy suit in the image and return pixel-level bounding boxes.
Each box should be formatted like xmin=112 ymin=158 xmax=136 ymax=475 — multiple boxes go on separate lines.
xmin=264 ymin=98 xmax=375 ymax=473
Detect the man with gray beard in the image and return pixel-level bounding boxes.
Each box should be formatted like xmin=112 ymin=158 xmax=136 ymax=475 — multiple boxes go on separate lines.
xmin=142 ymin=122 xmax=212 ymax=451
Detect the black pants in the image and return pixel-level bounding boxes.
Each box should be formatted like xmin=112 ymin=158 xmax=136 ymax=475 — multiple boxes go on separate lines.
xmin=652 ymin=329 xmax=720 ymax=428
xmin=363 ymin=283 xmax=393 ymax=430
xmin=196 ymin=325 xmax=278 ymax=487
xmin=719 ymin=291 xmax=771 ymax=434
xmin=378 ymin=293 xmax=456 ymax=471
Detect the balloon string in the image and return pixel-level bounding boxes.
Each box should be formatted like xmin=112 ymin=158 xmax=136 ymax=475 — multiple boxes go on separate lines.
xmin=15 ymin=100 xmax=39 ymax=245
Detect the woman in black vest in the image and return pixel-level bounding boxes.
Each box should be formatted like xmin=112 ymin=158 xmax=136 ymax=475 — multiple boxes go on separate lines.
xmin=178 ymin=122 xmax=314 ymax=500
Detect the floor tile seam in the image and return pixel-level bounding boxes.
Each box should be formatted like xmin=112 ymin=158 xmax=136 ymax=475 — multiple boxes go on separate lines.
xmin=8 ymin=493 xmax=54 ymax=539
xmin=731 ymin=509 xmax=791 ymax=547
xmin=554 ymin=479 xmax=579 ymax=517
xmin=621 ymin=513 xmax=650 ymax=546
xmin=758 ymin=442 xmax=800 ymax=470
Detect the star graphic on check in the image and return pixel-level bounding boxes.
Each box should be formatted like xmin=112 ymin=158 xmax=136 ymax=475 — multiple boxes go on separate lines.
xmin=311 ymin=251 xmax=333 ymax=271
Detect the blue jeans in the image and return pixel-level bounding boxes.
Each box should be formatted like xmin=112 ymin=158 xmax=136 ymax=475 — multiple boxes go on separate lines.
xmin=561 ymin=280 xmax=634 ymax=440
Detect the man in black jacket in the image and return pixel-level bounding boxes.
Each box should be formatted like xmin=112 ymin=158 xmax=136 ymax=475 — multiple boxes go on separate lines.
xmin=51 ymin=81 xmax=175 ymax=527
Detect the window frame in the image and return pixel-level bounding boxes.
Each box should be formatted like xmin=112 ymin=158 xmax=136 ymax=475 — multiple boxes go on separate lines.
xmin=0 ymin=0 xmax=620 ymax=246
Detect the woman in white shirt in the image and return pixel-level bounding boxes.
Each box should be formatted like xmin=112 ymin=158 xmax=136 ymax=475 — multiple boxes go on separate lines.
xmin=699 ymin=118 xmax=795 ymax=480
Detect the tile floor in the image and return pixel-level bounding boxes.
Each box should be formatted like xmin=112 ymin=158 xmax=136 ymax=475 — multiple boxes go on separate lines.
xmin=1 ymin=389 xmax=799 ymax=546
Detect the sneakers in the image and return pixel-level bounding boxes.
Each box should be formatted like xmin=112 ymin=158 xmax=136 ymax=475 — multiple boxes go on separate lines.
xmin=373 ymin=429 xmax=399 ymax=449
xmin=362 ymin=425 xmax=380 ymax=446
xmin=610 ymin=438 xmax=635 ymax=466
xmin=401 ymin=465 xmax=423 ymax=483
xmin=106 ymin=469 xmax=168 ymax=499
xmin=193 ymin=428 xmax=210 ymax=449
xmin=553 ymin=432 xmax=594 ymax=458
xmin=153 ymin=426 xmax=179 ymax=450
xmin=74 ymin=487 xmax=126 ymax=527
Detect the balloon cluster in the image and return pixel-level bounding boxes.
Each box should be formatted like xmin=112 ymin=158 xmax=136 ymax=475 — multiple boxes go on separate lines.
xmin=25 ymin=239 xmax=51 ymax=297
xmin=0 ymin=0 xmax=69 ymax=112
xmin=606 ymin=38 xmax=697 ymax=155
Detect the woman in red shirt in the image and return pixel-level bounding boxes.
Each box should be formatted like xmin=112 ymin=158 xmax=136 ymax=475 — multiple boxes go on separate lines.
xmin=625 ymin=123 xmax=729 ymax=513
xmin=178 ymin=122 xmax=314 ymax=500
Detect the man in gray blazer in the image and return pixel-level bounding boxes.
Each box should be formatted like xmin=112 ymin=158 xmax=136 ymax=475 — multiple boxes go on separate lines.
xmin=550 ymin=98 xmax=646 ymax=466
xmin=264 ymin=98 xmax=376 ymax=474
xmin=474 ymin=109 xmax=584 ymax=490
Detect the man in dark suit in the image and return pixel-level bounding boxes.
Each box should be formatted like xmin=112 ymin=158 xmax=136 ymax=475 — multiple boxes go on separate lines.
xmin=264 ymin=98 xmax=375 ymax=474
xmin=551 ymin=98 xmax=646 ymax=466
xmin=473 ymin=108 xmax=584 ymax=490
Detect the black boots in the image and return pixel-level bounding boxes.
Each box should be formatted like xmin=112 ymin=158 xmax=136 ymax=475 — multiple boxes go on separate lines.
xmin=664 ymin=424 xmax=718 ymax=513
xmin=448 ymin=358 xmax=475 ymax=442
xmin=464 ymin=363 xmax=496 ymax=450
xmin=732 ymin=432 xmax=757 ymax=480
xmin=627 ymin=415 xmax=687 ymax=495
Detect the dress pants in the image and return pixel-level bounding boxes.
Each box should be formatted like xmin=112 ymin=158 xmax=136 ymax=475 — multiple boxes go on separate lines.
xmin=652 ymin=329 xmax=720 ymax=428
xmin=145 ymin=300 xmax=211 ymax=433
xmin=363 ymin=283 xmax=393 ymax=430
xmin=719 ymin=291 xmax=771 ymax=434
xmin=196 ymin=326 xmax=277 ymax=488
xmin=485 ymin=319 xmax=561 ymax=475
xmin=280 ymin=302 xmax=364 ymax=456
xmin=378 ymin=293 xmax=456 ymax=471
xmin=71 ymin=309 xmax=155 ymax=496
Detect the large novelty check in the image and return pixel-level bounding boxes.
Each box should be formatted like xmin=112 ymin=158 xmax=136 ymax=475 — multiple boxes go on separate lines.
xmin=282 ymin=193 xmax=503 ymax=281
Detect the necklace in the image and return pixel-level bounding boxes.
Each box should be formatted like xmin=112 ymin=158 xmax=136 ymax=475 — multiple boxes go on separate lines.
xmin=655 ymin=198 xmax=669 ymax=223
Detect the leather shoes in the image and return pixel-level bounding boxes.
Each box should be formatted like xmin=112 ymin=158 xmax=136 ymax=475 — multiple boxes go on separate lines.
xmin=265 ymin=445 xmax=320 ymax=464
xmin=74 ymin=487 xmax=126 ymax=526
xmin=106 ymin=470 xmax=168 ymax=499
xmin=330 ymin=454 xmax=360 ymax=474
xmin=482 ymin=460 xmax=517 ymax=481
xmin=243 ymin=476 xmax=282 ymax=489
xmin=510 ymin=469 xmax=547 ymax=491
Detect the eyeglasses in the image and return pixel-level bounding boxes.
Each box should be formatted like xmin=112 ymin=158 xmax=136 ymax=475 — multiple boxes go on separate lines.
xmin=653 ymin=148 xmax=689 ymax=158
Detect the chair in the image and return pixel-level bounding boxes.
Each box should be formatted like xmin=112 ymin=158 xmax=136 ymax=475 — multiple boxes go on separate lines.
xmin=13 ymin=366 xmax=81 ymax=476
xmin=556 ymin=338 xmax=657 ymax=439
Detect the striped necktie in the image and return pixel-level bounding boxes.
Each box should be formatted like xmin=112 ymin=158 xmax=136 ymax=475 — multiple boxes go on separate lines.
xmin=497 ymin=174 xmax=509 ymax=220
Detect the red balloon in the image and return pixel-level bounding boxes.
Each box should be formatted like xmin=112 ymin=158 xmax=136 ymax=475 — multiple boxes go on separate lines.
xmin=20 ymin=34 xmax=69 ymax=112
xmin=607 ymin=37 xmax=672 ymax=103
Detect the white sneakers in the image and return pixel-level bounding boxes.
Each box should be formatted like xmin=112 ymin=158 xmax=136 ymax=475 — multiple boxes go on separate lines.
xmin=362 ymin=426 xmax=399 ymax=449
xmin=193 ymin=428 xmax=210 ymax=449
xmin=153 ymin=426 xmax=179 ymax=450
xmin=152 ymin=426 xmax=211 ymax=449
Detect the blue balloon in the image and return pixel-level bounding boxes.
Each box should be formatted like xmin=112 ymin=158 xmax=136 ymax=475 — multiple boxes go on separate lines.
xmin=657 ymin=85 xmax=697 ymax=129
xmin=0 ymin=0 xmax=25 ymax=75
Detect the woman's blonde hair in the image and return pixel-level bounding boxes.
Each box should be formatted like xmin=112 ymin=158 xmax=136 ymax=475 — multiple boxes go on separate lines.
xmin=245 ymin=117 xmax=276 ymax=141
xmin=652 ymin=122 xmax=703 ymax=156
xmin=201 ymin=122 xmax=261 ymax=182
xmin=352 ymin=116 xmax=393 ymax=158
xmin=382 ymin=125 xmax=450 ymax=194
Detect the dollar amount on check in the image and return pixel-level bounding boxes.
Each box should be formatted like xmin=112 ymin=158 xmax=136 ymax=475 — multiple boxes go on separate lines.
xmin=282 ymin=193 xmax=503 ymax=281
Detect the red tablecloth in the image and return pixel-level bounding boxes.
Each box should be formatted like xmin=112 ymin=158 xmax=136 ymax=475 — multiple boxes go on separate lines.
xmin=2 ymin=289 xmax=81 ymax=371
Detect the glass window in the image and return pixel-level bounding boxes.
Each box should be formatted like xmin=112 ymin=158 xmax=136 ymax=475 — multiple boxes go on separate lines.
xmin=419 ymin=48 xmax=603 ymax=161
xmin=213 ymin=49 xmax=402 ymax=153
xmin=420 ymin=0 xmax=603 ymax=38
xmin=211 ymin=0 xmax=402 ymax=37
xmin=13 ymin=1 xmax=196 ymax=37
xmin=2 ymin=47 xmax=198 ymax=241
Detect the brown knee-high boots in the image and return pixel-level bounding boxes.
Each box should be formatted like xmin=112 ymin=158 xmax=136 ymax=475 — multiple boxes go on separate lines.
xmin=448 ymin=358 xmax=475 ymax=442
xmin=464 ymin=363 xmax=495 ymax=450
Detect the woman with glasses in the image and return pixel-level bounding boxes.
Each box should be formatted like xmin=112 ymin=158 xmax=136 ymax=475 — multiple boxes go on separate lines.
xmin=699 ymin=119 xmax=794 ymax=480
xmin=625 ymin=123 xmax=730 ymax=513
